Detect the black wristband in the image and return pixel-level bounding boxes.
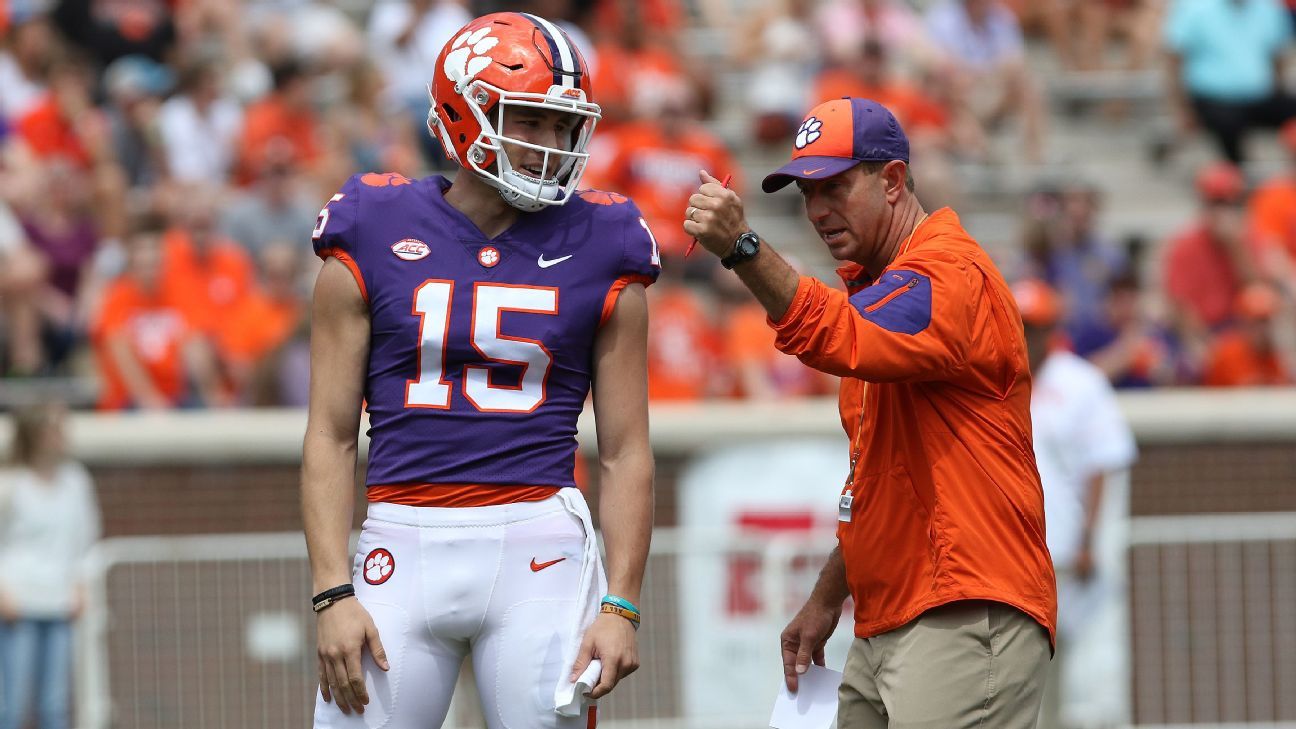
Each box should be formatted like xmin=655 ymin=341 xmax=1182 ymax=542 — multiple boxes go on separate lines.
xmin=311 ymin=584 xmax=356 ymax=613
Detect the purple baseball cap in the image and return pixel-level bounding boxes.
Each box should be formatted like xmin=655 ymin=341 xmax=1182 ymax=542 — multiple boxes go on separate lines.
xmin=761 ymin=97 xmax=910 ymax=193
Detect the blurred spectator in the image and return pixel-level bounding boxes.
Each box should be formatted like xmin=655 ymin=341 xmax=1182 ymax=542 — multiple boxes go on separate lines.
xmin=1162 ymin=162 xmax=1258 ymax=370
xmin=1164 ymin=0 xmax=1296 ymax=164
xmin=1015 ymin=279 xmax=1137 ymax=729
xmin=816 ymin=0 xmax=936 ymax=70
xmin=1078 ymin=272 xmax=1184 ymax=387
xmin=583 ymin=78 xmax=741 ymax=259
xmin=316 ymin=60 xmax=422 ymax=186
xmin=51 ymin=0 xmax=176 ymax=67
xmin=13 ymin=160 xmax=100 ymax=374
xmin=0 ymin=401 xmax=100 ymax=729
xmin=0 ymin=201 xmax=48 ymax=377
xmin=222 ymin=141 xmax=320 ymax=255
xmin=926 ymin=0 xmax=1046 ymax=161
xmin=593 ymin=0 xmax=684 ymax=36
xmin=0 ymin=14 xmax=56 ymax=125
xmin=646 ymin=260 xmax=725 ymax=401
xmin=714 ymin=265 xmax=834 ymax=399
xmin=157 ymin=54 xmax=244 ymax=183
xmin=102 ymin=55 xmax=173 ymax=189
xmin=811 ymin=40 xmax=968 ymax=204
xmin=1021 ymin=178 xmax=1129 ymax=350
xmin=12 ymin=53 xmax=104 ymax=170
xmin=1202 ymin=282 xmax=1295 ymax=386
xmin=592 ymin=3 xmax=692 ymax=127
xmin=734 ymin=0 xmax=817 ymax=145
xmin=1016 ymin=0 xmax=1165 ymax=73
xmin=1247 ymin=119 xmax=1296 ymax=294
xmin=216 ymin=244 xmax=306 ymax=404
xmin=91 ymin=225 xmax=221 ymax=409
xmin=159 ymin=186 xmax=255 ymax=353
xmin=235 ymin=59 xmax=321 ymax=185
xmin=367 ymin=0 xmax=470 ymax=114
xmin=366 ymin=0 xmax=469 ymax=167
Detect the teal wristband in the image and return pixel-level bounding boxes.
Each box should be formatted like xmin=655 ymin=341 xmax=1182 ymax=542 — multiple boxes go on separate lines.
xmin=600 ymin=594 xmax=641 ymax=617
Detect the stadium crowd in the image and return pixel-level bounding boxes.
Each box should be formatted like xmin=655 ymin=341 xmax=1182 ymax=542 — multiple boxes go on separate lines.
xmin=0 ymin=0 xmax=1295 ymax=412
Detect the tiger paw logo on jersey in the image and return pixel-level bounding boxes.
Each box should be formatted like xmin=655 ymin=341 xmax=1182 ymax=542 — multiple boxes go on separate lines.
xmin=478 ymin=246 xmax=501 ymax=267
xmin=364 ymin=548 xmax=395 ymax=585
xmin=391 ymin=238 xmax=430 ymax=261
xmin=361 ymin=172 xmax=412 ymax=187
xmin=444 ymin=26 xmax=499 ymax=87
xmin=578 ymin=190 xmax=628 ymax=206
xmin=795 ymin=117 xmax=823 ymax=149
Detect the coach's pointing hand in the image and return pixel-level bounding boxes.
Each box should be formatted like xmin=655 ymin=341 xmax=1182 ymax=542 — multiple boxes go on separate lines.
xmin=684 ymin=169 xmax=749 ymax=257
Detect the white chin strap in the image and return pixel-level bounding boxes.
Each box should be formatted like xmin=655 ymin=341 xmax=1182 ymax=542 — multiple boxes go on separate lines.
xmin=495 ymin=154 xmax=569 ymax=212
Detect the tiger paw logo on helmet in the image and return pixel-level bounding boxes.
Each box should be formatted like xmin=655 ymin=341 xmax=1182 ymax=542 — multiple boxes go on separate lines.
xmin=796 ymin=117 xmax=823 ymax=149
xmin=443 ymin=26 xmax=499 ymax=88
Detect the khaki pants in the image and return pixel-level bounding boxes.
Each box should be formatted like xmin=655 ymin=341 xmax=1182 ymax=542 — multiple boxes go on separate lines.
xmin=838 ymin=601 xmax=1050 ymax=729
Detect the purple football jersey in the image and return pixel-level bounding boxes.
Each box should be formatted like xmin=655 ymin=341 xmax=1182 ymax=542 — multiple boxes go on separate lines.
xmin=312 ymin=174 xmax=660 ymax=490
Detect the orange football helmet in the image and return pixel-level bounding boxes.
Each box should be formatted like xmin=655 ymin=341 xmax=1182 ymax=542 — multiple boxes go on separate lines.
xmin=428 ymin=13 xmax=600 ymax=211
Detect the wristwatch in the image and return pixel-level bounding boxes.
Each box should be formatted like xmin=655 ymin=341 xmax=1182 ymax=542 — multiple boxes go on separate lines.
xmin=721 ymin=231 xmax=761 ymax=269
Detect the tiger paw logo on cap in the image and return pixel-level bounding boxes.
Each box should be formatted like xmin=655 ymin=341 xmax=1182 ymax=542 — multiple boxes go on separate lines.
xmin=795 ymin=117 xmax=823 ymax=149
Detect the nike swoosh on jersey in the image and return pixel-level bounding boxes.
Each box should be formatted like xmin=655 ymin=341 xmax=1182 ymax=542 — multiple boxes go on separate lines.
xmin=530 ymin=557 xmax=567 ymax=572
xmin=537 ymin=254 xmax=574 ymax=268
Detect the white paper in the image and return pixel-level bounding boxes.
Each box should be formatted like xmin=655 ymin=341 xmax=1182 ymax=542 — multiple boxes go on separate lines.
xmin=554 ymin=659 xmax=601 ymax=717
xmin=768 ymin=664 xmax=842 ymax=729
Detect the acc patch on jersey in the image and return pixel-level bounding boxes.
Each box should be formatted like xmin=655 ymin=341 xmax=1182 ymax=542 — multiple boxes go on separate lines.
xmin=391 ymin=238 xmax=430 ymax=261
xmin=363 ymin=548 xmax=395 ymax=585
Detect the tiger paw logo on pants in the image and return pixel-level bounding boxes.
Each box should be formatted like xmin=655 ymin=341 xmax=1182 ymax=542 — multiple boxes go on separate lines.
xmin=364 ymin=548 xmax=395 ymax=585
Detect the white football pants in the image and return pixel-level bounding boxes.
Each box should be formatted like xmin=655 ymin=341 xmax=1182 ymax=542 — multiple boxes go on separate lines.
xmin=313 ymin=490 xmax=605 ymax=729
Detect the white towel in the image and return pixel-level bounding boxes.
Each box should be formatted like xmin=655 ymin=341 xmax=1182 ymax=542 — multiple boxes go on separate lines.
xmin=555 ymin=659 xmax=602 ymax=716
xmin=552 ymin=488 xmax=608 ymax=717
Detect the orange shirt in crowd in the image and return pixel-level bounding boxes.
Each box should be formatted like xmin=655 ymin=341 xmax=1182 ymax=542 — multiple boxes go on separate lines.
xmin=15 ymin=95 xmax=92 ymax=167
xmin=1202 ymin=332 xmax=1291 ymax=387
xmin=1248 ymin=176 xmax=1296 ymax=264
xmin=160 ymin=229 xmax=255 ymax=340
xmin=1163 ymin=224 xmax=1245 ymax=329
xmin=771 ymin=208 xmax=1057 ymax=643
xmin=92 ymin=277 xmax=196 ymax=410
xmin=647 ymin=285 xmax=722 ymax=401
xmin=584 ymin=121 xmax=741 ymax=256
xmin=236 ymin=96 xmax=319 ymax=184
xmin=216 ymin=290 xmax=301 ymax=365
xmin=811 ymin=70 xmax=948 ymax=136
xmin=726 ymin=302 xmax=832 ymax=399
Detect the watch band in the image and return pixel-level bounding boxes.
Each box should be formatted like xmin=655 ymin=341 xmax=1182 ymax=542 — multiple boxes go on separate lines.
xmin=721 ymin=232 xmax=761 ymax=270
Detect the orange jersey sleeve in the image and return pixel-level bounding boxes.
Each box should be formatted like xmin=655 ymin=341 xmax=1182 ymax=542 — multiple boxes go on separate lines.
xmin=771 ymin=250 xmax=976 ymax=384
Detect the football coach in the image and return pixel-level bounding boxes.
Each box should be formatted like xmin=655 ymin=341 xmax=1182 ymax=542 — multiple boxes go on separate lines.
xmin=683 ymin=97 xmax=1057 ymax=728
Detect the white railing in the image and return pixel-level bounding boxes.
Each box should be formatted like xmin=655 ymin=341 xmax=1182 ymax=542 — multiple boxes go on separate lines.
xmin=77 ymin=528 xmax=842 ymax=729
xmin=77 ymin=512 xmax=1296 ymax=729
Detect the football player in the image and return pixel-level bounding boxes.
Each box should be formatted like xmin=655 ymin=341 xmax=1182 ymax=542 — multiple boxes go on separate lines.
xmin=302 ymin=12 xmax=658 ymax=729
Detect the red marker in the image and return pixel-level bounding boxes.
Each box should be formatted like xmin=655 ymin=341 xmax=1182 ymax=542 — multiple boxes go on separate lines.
xmin=686 ymin=173 xmax=733 ymax=257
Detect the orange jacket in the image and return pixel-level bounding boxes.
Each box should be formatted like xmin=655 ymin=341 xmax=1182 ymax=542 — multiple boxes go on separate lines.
xmin=771 ymin=208 xmax=1056 ymax=642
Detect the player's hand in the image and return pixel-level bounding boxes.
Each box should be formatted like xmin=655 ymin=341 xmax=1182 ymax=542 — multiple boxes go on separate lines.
xmin=683 ymin=169 xmax=749 ymax=257
xmin=570 ymin=612 xmax=639 ymax=700
xmin=316 ymin=597 xmax=389 ymax=715
xmin=780 ymin=598 xmax=841 ymax=694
